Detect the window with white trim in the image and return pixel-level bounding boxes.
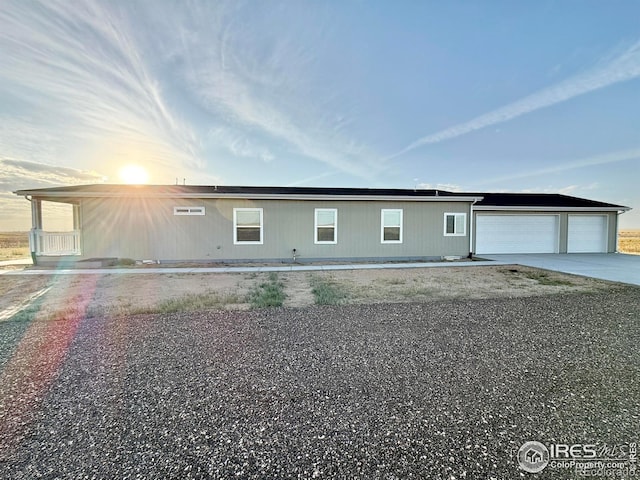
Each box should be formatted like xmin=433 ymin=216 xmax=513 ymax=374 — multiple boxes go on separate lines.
xmin=234 ymin=208 xmax=263 ymax=244
xmin=174 ymin=206 xmax=205 ymax=215
xmin=315 ymin=208 xmax=337 ymax=244
xmin=381 ymin=209 xmax=403 ymax=243
xmin=444 ymin=213 xmax=466 ymax=236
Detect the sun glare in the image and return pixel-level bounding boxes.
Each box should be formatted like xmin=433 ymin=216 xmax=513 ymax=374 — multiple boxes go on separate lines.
xmin=119 ymin=164 xmax=149 ymax=184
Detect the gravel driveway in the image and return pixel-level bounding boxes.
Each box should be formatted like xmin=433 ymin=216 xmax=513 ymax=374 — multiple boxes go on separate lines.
xmin=0 ymin=289 xmax=638 ymax=479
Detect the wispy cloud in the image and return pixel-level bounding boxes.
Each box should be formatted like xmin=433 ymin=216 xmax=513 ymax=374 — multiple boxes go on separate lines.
xmin=0 ymin=156 xmax=105 ymax=230
xmin=0 ymin=116 xmax=65 ymax=163
xmin=518 ymin=185 xmax=581 ymax=195
xmin=153 ymin=1 xmax=381 ymax=180
xmin=0 ymin=0 xmax=201 ymax=171
xmin=0 ymin=157 xmax=103 ymax=192
xmin=0 ymin=1 xmax=381 ymax=183
xmin=286 ymin=171 xmax=341 ymax=187
xmin=477 ymin=148 xmax=640 ymax=185
xmin=390 ymin=40 xmax=640 ymax=159
xmin=208 ymin=127 xmax=275 ymax=164
xmin=416 ymin=183 xmax=464 ymax=192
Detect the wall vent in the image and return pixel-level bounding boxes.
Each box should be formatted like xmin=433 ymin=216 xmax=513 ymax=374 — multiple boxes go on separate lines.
xmin=174 ymin=206 xmax=205 ymax=216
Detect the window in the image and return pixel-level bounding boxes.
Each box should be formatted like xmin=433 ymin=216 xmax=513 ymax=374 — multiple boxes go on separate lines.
xmin=174 ymin=206 xmax=205 ymax=215
xmin=234 ymin=208 xmax=263 ymax=244
xmin=444 ymin=213 xmax=466 ymax=236
xmin=381 ymin=209 xmax=403 ymax=243
xmin=315 ymin=208 xmax=337 ymax=244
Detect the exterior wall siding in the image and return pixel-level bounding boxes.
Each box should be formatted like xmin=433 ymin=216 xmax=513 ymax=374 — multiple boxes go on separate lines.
xmin=78 ymin=198 xmax=471 ymax=261
xmin=559 ymin=213 xmax=568 ymax=253
xmin=611 ymin=212 xmax=619 ymax=253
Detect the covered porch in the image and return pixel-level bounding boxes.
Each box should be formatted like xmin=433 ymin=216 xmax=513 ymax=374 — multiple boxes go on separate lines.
xmin=28 ymin=197 xmax=82 ymax=258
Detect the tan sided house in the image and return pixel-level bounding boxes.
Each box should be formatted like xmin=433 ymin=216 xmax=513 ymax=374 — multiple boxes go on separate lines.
xmin=13 ymin=184 xmax=630 ymax=265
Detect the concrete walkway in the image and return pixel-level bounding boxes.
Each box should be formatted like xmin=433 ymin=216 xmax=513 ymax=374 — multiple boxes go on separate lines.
xmin=482 ymin=253 xmax=640 ymax=286
xmin=3 ymin=254 xmax=638 ymax=285
xmin=0 ymin=260 xmax=504 ymax=276
xmin=0 ymin=258 xmax=32 ymax=267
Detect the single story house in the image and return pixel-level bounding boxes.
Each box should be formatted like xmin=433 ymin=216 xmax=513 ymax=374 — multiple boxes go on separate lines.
xmin=13 ymin=184 xmax=630 ymax=265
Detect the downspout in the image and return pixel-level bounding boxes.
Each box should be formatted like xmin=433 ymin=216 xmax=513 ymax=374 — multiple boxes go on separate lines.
xmin=469 ymin=198 xmax=479 ymax=258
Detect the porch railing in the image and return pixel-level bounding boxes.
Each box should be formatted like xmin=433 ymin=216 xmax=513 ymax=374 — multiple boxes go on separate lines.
xmin=31 ymin=230 xmax=81 ymax=256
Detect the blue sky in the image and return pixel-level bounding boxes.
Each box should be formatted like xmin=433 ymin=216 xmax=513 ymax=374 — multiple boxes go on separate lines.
xmin=1 ymin=0 xmax=639 ymax=230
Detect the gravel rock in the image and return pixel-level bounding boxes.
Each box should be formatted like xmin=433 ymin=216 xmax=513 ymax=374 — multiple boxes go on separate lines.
xmin=0 ymin=289 xmax=638 ymax=479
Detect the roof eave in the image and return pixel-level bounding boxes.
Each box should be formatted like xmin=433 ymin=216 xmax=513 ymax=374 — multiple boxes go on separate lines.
xmin=475 ymin=205 xmax=630 ymax=212
xmin=13 ymin=190 xmax=484 ymax=202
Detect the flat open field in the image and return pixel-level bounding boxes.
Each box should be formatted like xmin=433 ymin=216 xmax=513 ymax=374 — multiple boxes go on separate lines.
xmin=619 ymin=229 xmax=640 ymax=254
xmin=0 ymin=265 xmax=622 ymax=321
xmin=0 ymin=232 xmax=29 ymax=261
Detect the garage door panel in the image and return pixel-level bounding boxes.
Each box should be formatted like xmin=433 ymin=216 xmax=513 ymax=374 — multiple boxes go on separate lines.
xmin=567 ymin=215 xmax=607 ymax=253
xmin=476 ymin=215 xmax=559 ymax=254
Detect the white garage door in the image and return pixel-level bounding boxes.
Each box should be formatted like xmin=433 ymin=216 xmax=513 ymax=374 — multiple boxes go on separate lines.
xmin=568 ymin=215 xmax=608 ymax=253
xmin=476 ymin=215 xmax=559 ymax=254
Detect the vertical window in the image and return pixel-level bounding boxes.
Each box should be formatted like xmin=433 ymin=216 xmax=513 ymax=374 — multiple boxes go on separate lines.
xmin=234 ymin=208 xmax=263 ymax=244
xmin=444 ymin=213 xmax=466 ymax=236
xmin=315 ymin=208 xmax=337 ymax=244
xmin=381 ymin=209 xmax=403 ymax=243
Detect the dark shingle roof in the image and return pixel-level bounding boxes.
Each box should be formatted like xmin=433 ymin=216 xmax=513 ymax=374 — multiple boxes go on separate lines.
xmin=13 ymin=184 xmax=461 ymax=197
xmin=13 ymin=184 xmax=630 ymax=210
xmin=469 ymin=192 xmax=627 ymax=209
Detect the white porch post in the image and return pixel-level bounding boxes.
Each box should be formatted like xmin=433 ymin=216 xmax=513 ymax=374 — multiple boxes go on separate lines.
xmin=31 ymin=198 xmax=42 ymax=230
xmin=72 ymin=204 xmax=80 ymax=230
xmin=30 ymin=198 xmax=42 ymax=257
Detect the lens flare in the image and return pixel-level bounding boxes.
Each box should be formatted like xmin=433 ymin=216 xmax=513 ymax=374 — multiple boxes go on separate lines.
xmin=119 ymin=164 xmax=149 ymax=184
